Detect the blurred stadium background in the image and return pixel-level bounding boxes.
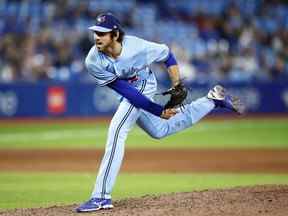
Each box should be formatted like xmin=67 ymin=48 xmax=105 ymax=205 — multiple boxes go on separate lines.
xmin=1 ymin=0 xmax=288 ymax=211
xmin=0 ymin=0 xmax=287 ymax=117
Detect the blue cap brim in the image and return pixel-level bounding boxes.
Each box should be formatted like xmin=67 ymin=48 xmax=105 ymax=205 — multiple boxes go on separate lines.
xmin=88 ymin=26 xmax=112 ymax=32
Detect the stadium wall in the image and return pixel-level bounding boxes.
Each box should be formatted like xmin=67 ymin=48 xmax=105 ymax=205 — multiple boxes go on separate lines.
xmin=0 ymin=82 xmax=287 ymax=118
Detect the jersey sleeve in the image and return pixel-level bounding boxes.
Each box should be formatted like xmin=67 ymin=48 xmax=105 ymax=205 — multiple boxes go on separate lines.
xmin=85 ymin=48 xmax=117 ymax=86
xmin=143 ymin=40 xmax=170 ymax=64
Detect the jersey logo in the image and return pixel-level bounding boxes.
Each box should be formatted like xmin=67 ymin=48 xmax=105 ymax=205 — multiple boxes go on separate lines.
xmin=121 ymin=65 xmax=148 ymax=76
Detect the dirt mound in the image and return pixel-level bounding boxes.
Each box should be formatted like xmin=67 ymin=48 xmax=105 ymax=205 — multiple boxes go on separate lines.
xmin=1 ymin=185 xmax=288 ymax=216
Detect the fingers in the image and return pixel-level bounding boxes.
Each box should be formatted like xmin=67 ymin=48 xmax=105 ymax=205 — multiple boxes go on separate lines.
xmin=160 ymin=108 xmax=178 ymax=119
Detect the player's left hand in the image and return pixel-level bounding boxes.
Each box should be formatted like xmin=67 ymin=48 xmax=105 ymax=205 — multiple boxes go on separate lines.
xmin=162 ymin=82 xmax=187 ymax=109
xmin=160 ymin=108 xmax=178 ymax=119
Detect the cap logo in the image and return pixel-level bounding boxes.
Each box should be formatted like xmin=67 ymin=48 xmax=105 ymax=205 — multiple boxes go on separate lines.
xmin=97 ymin=15 xmax=106 ymax=23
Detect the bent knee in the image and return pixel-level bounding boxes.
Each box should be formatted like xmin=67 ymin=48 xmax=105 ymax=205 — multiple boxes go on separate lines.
xmin=148 ymin=131 xmax=166 ymax=139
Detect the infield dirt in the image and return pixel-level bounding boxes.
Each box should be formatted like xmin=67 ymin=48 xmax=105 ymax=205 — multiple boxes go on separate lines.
xmin=1 ymin=149 xmax=288 ymax=173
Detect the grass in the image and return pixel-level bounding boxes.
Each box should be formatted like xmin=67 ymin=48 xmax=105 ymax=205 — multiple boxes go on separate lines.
xmin=0 ymin=118 xmax=287 ymax=149
xmin=0 ymin=172 xmax=288 ymax=209
xmin=0 ymin=117 xmax=287 ymax=210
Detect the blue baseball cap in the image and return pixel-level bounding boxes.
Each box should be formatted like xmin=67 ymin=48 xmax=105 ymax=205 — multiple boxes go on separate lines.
xmin=88 ymin=13 xmax=121 ymax=32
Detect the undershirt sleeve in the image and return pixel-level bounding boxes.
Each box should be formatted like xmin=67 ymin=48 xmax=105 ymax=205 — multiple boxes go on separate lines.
xmin=107 ymin=79 xmax=164 ymax=117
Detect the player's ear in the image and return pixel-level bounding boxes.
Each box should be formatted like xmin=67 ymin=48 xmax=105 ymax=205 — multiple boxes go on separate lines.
xmin=115 ymin=31 xmax=120 ymax=41
xmin=112 ymin=30 xmax=119 ymax=41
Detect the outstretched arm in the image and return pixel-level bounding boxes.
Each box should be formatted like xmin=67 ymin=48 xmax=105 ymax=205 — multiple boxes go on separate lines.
xmin=107 ymin=79 xmax=177 ymax=119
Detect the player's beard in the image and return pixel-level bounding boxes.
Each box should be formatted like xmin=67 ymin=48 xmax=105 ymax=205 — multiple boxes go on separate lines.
xmin=96 ymin=39 xmax=113 ymax=52
xmin=96 ymin=42 xmax=105 ymax=51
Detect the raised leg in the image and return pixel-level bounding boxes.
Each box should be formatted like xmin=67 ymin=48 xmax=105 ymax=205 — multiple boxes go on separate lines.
xmin=137 ymin=97 xmax=215 ymax=139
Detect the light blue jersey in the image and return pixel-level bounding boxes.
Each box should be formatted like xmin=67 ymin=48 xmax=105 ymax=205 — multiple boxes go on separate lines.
xmin=85 ymin=35 xmax=169 ymax=86
xmin=88 ymin=35 xmax=215 ymax=200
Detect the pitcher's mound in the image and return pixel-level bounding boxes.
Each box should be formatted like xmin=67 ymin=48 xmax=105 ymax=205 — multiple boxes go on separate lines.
xmin=1 ymin=185 xmax=288 ymax=216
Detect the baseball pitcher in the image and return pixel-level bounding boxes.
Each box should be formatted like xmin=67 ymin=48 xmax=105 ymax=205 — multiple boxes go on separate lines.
xmin=76 ymin=13 xmax=244 ymax=213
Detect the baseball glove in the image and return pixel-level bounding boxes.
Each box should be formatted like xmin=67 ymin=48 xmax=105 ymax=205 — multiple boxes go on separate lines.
xmin=162 ymin=82 xmax=188 ymax=109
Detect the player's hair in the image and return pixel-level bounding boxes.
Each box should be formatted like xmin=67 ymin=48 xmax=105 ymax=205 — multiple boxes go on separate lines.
xmin=111 ymin=28 xmax=125 ymax=43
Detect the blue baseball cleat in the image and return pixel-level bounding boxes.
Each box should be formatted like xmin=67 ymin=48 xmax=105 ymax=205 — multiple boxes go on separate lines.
xmin=76 ymin=198 xmax=113 ymax=213
xmin=207 ymin=85 xmax=245 ymax=114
